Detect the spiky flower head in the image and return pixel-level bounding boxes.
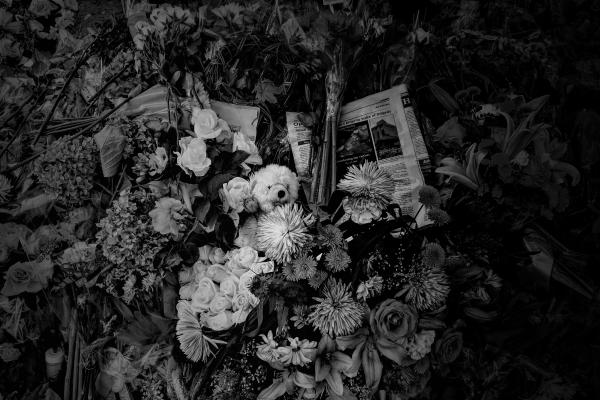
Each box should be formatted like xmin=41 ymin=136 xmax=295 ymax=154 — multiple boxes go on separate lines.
xmin=282 ymin=264 xmax=300 ymax=282
xmin=308 ymin=270 xmax=329 ymax=289
xmin=325 ymin=247 xmax=351 ymax=272
xmin=256 ymin=204 xmax=311 ymax=264
xmin=176 ymin=301 xmax=226 ymax=362
xmin=418 ymin=185 xmax=441 ymax=208
xmin=337 ymin=161 xmax=393 ymax=209
xmin=318 ymin=224 xmax=345 ymax=249
xmin=292 ymin=253 xmax=318 ymax=279
xmin=396 ymin=263 xmax=450 ymax=311
xmin=422 ymin=243 xmax=446 ymax=268
xmin=427 ymin=207 xmax=450 ymax=226
xmin=308 ymin=279 xmax=365 ymax=337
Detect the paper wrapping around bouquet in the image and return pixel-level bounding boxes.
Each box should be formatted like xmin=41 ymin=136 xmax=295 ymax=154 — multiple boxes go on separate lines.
xmin=45 ymin=348 xmax=64 ymax=381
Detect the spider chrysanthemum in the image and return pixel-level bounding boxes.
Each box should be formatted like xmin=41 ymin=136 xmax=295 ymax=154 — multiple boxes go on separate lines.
xmin=176 ymin=301 xmax=225 ymax=362
xmin=256 ymin=204 xmax=310 ymax=264
xmin=337 ymin=161 xmax=393 ymax=208
xmin=396 ymin=263 xmax=450 ymax=312
xmin=308 ymin=279 xmax=365 ymax=337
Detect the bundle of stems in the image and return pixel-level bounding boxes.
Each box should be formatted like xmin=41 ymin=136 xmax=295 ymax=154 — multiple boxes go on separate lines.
xmin=309 ymin=43 xmax=347 ymax=206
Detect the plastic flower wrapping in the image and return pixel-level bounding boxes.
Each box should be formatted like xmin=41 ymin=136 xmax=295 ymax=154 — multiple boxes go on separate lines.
xmin=0 ymin=1 xmax=596 ymax=400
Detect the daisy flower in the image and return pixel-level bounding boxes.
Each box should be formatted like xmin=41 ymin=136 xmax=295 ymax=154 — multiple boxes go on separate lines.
xmin=256 ymin=204 xmax=311 ymax=264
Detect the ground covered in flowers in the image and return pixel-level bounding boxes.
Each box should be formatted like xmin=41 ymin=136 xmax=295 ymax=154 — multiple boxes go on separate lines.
xmin=1 ymin=1 xmax=600 ymax=400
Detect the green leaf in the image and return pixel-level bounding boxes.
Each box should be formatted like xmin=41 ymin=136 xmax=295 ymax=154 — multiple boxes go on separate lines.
xmin=254 ymin=80 xmax=284 ymax=104
xmin=94 ymin=125 xmax=126 ymax=178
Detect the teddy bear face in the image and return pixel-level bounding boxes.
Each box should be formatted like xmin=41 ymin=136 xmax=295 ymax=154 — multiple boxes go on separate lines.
xmin=250 ymin=164 xmax=299 ymax=212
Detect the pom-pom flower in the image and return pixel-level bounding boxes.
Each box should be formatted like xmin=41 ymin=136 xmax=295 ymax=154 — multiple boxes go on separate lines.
xmin=422 ymin=243 xmax=446 ymax=268
xmin=418 ymin=185 xmax=441 ymax=208
xmin=256 ymin=204 xmax=310 ymax=264
xmin=427 ymin=207 xmax=450 ymax=226
xmin=338 ymin=161 xmax=393 ymax=208
xmin=309 ymin=279 xmax=365 ymax=337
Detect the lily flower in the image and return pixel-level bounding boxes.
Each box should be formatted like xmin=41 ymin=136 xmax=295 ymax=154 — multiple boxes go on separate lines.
xmin=336 ymin=328 xmax=383 ymax=392
xmin=436 ymin=143 xmax=486 ymax=191
xmin=314 ymin=335 xmax=355 ymax=397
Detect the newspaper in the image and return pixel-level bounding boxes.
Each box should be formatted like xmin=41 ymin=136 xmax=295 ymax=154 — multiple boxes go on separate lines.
xmin=287 ymin=84 xmax=430 ymax=223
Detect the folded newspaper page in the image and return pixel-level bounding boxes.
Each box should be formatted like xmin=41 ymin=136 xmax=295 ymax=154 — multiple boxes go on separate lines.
xmin=287 ymin=84 xmax=430 ymax=223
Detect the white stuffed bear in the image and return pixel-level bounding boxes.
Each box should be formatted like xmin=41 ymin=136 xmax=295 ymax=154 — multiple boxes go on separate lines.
xmin=249 ymin=164 xmax=299 ymax=213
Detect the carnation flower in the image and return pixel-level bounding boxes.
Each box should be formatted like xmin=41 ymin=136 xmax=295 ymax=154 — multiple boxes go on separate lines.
xmin=176 ymin=301 xmax=226 ymax=362
xmin=256 ymin=204 xmax=311 ymax=264
xmin=396 ymin=262 xmax=449 ymax=312
xmin=418 ymin=185 xmax=441 ymax=208
xmin=148 ymin=197 xmax=186 ymax=236
xmin=325 ymin=247 xmax=351 ymax=272
xmin=148 ymin=146 xmax=168 ymax=176
xmin=175 ymin=136 xmax=211 ymax=177
xmin=309 ymin=279 xmax=365 ymax=337
xmin=337 ymin=161 xmax=393 ymax=208
xmin=191 ymin=108 xmax=229 ymax=139
xmin=422 ymin=243 xmax=446 ymax=268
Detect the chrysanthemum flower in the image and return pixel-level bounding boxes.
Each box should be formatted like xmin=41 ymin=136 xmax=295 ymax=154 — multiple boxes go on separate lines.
xmin=309 ymin=279 xmax=365 ymax=337
xmin=292 ymin=253 xmax=318 ymax=279
xmin=338 ymin=161 xmax=393 ymax=208
xmin=281 ymin=264 xmax=300 ymax=282
xmin=422 ymin=243 xmax=446 ymax=268
xmin=176 ymin=301 xmax=226 ymax=362
xmin=318 ymin=224 xmax=345 ymax=249
xmin=418 ymin=185 xmax=441 ymax=208
xmin=427 ymin=207 xmax=450 ymax=226
xmin=256 ymin=204 xmax=311 ymax=264
xmin=308 ymin=270 xmax=328 ymax=289
xmin=396 ymin=263 xmax=450 ymax=311
xmin=325 ymin=247 xmax=351 ymax=272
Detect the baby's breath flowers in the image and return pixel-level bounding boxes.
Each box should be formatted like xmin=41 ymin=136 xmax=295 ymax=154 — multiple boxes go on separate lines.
xmin=33 ymin=134 xmax=98 ymax=207
xmin=309 ymin=279 xmax=365 ymax=337
xmin=256 ymin=203 xmax=311 ymax=264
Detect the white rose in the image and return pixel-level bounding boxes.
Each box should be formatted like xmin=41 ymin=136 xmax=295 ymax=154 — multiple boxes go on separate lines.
xmin=249 ymin=260 xmax=275 ymax=275
xmin=232 ymin=131 xmax=262 ymax=165
xmin=206 ymin=264 xmax=229 ymax=283
xmin=205 ymin=311 xmax=234 ymax=331
xmin=198 ymin=245 xmax=213 ymax=263
xmin=227 ymin=246 xmax=259 ymax=276
xmin=210 ymin=247 xmax=227 ymax=264
xmin=191 ymin=108 xmax=230 ymax=139
xmin=179 ymin=282 xmax=197 ymax=300
xmin=148 ymin=146 xmax=168 ymax=175
xmin=190 ymin=277 xmax=217 ymax=312
xmin=178 ymin=267 xmax=195 ymax=284
xmin=232 ymin=290 xmax=259 ymax=312
xmin=209 ymin=293 xmax=232 ymax=314
xmin=192 ymin=261 xmax=209 ymax=279
xmin=220 ymin=177 xmax=251 ymax=213
xmin=220 ymin=275 xmax=239 ymax=298
xmin=175 ymin=136 xmax=211 ymax=177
